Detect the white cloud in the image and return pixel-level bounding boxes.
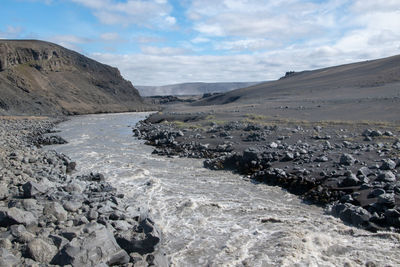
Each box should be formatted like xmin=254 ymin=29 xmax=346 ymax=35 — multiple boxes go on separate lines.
xmin=100 ymin=32 xmax=122 ymax=42
xmin=48 ymin=35 xmax=92 ymax=51
xmin=50 ymin=35 xmax=91 ymax=44
xmin=191 ymin=36 xmax=210 ymax=44
xmin=70 ymin=0 xmax=176 ymax=28
xmin=134 ymin=35 xmax=165 ymax=44
xmin=61 ymin=1 xmax=400 ymax=86
xmin=215 ymin=38 xmax=278 ymax=51
xmin=0 ymin=26 xmax=24 ymax=39
xmin=140 ymin=46 xmax=189 ymax=56
xmin=187 ymin=0 xmax=332 ymax=39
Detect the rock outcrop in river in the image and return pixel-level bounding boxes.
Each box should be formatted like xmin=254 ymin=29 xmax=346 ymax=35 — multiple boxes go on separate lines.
xmin=0 ymin=40 xmax=149 ymax=116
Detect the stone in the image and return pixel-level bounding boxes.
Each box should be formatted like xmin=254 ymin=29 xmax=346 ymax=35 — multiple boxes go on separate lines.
xmin=112 ymin=220 xmax=131 ymax=231
xmin=332 ymin=203 xmax=371 ymax=227
xmin=44 ymin=202 xmax=68 ymax=221
xmin=63 ymin=201 xmax=82 ymax=212
xmin=376 ymin=171 xmax=396 ymax=182
xmin=64 ymin=181 xmax=85 ymax=194
xmin=384 ymin=131 xmax=394 ymax=136
xmin=384 ymin=209 xmax=400 ymax=227
xmin=339 ymin=153 xmax=355 ymax=166
xmin=52 ymin=223 xmax=129 ymax=266
xmin=49 ymin=234 xmax=69 ymax=249
xmin=0 ymin=184 xmax=9 ymax=200
xmin=377 ymin=193 xmax=395 ymax=206
xmin=0 ymin=238 xmax=12 ymax=250
xmin=380 ymin=159 xmax=396 ymax=170
xmin=368 ymin=188 xmax=385 ymax=198
xmin=22 ymin=181 xmax=48 ymax=198
xmin=357 ymin=167 xmax=372 ymax=177
xmin=66 ymin=161 xmax=77 ymax=173
xmin=87 ymin=209 xmax=98 ymax=220
xmin=10 ymin=224 xmax=35 ymax=243
xmin=370 ymin=130 xmax=382 ymax=137
xmin=22 ymin=199 xmax=43 ymax=213
xmin=60 ymin=226 xmax=83 ymax=241
xmin=116 ymin=218 xmax=161 ymax=255
xmin=340 ymin=173 xmax=360 ymax=187
xmin=0 ymin=248 xmax=20 ymax=267
xmin=269 ymin=142 xmax=278 ymax=148
xmin=27 ymin=238 xmax=58 ymax=264
xmin=282 ymin=152 xmax=294 ymax=161
xmin=0 ymin=207 xmax=37 ymax=227
xmin=315 ymin=155 xmax=329 ymax=162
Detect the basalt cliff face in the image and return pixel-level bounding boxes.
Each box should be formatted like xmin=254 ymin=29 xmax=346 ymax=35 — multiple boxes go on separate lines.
xmin=0 ymin=40 xmax=148 ymax=115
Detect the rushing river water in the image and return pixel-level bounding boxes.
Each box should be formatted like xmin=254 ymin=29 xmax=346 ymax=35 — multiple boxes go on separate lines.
xmin=47 ymin=112 xmax=400 ymax=266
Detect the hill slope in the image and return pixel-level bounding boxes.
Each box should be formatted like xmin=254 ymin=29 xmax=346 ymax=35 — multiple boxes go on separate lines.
xmin=0 ymin=40 xmax=148 ymax=115
xmin=181 ymin=54 xmax=400 ymax=122
xmin=136 ymin=81 xmax=261 ymax=96
xmin=196 ymin=54 xmax=400 ymax=106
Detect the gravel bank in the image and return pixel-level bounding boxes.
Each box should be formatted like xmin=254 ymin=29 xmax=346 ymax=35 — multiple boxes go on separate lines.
xmin=0 ymin=117 xmax=165 ymax=266
xmin=134 ymin=112 xmax=400 ymax=232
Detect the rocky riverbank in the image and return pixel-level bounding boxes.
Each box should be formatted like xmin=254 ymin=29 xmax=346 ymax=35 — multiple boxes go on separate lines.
xmin=134 ymin=112 xmax=400 ymax=232
xmin=0 ymin=117 xmax=165 ymax=266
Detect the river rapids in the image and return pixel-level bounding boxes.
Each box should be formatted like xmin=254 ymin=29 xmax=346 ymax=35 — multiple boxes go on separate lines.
xmin=47 ymin=112 xmax=400 ymax=266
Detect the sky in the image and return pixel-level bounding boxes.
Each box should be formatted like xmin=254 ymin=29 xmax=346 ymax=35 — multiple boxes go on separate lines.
xmin=1 ymin=0 xmax=400 ymax=86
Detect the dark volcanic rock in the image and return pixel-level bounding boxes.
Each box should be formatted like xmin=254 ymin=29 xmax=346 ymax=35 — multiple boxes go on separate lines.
xmin=52 ymin=223 xmax=129 ymax=266
xmin=380 ymin=159 xmax=396 ymax=170
xmin=339 ymin=153 xmax=356 ymax=166
xmin=116 ymin=218 xmax=161 ymax=255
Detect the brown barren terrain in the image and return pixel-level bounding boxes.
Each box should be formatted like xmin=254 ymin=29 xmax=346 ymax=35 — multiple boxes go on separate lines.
xmin=0 ymin=40 xmax=149 ymax=116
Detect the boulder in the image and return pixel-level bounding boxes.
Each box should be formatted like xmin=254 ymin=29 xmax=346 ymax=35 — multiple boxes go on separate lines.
xmin=332 ymin=203 xmax=371 ymax=227
xmin=357 ymin=167 xmax=372 ymax=177
xmin=27 ymin=238 xmax=58 ymax=264
xmin=315 ymin=155 xmax=329 ymax=162
xmin=281 ymin=152 xmax=294 ymax=161
xmin=44 ymin=202 xmax=68 ymax=221
xmin=340 ymin=173 xmax=360 ymax=187
xmin=384 ymin=209 xmax=400 ymax=227
xmin=63 ymin=201 xmax=82 ymax=212
xmin=10 ymin=224 xmax=35 ymax=243
xmin=339 ymin=153 xmax=356 ymax=166
xmin=380 ymin=159 xmax=396 ymax=170
xmin=22 ymin=181 xmax=48 ymax=198
xmin=0 ymin=207 xmax=37 ymax=227
xmin=52 ymin=223 xmax=129 ymax=266
xmin=0 ymin=248 xmax=20 ymax=267
xmin=376 ymin=171 xmax=396 ymax=182
xmin=377 ymin=194 xmax=395 ymax=206
xmin=0 ymin=184 xmax=9 ymax=200
xmin=116 ymin=218 xmax=161 ymax=255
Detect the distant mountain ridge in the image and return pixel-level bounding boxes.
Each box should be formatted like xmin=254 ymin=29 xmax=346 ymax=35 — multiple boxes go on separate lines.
xmin=136 ymin=81 xmax=262 ymax=96
xmin=0 ymin=40 xmax=148 ymax=115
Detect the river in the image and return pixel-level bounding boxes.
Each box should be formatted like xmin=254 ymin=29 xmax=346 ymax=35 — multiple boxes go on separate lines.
xmin=47 ymin=112 xmax=400 ymax=266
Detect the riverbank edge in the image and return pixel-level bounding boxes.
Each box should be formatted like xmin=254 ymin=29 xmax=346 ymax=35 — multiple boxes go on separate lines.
xmin=0 ymin=116 xmax=166 ymax=266
xmin=133 ymin=113 xmax=400 ymax=233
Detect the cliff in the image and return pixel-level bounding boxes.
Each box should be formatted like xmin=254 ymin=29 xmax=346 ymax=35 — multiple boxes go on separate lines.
xmin=0 ymin=40 xmax=148 ymax=115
